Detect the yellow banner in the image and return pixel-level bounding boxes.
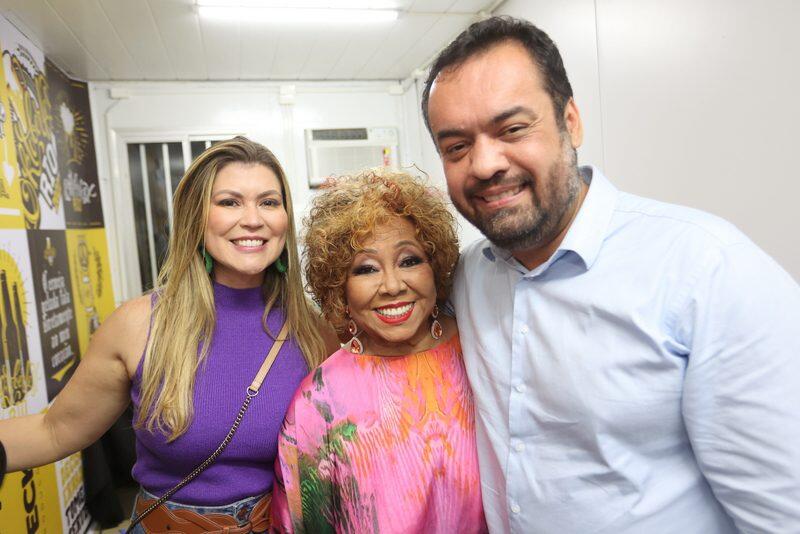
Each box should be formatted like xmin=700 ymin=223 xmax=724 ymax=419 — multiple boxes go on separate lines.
xmin=0 ymin=33 xmax=24 ymax=230
xmin=0 ymin=448 xmax=64 ymax=533
xmin=65 ymin=229 xmax=116 ymax=357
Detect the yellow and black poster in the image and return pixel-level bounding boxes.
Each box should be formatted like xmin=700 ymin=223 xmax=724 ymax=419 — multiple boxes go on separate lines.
xmin=28 ymin=230 xmax=80 ymax=401
xmin=0 ymin=462 xmax=64 ymax=533
xmin=46 ymin=60 xmax=103 ymax=229
xmin=0 ymin=16 xmax=64 ymax=231
xmin=0 ymin=437 xmax=90 ymax=533
xmin=0 ymin=229 xmax=46 ymax=414
xmin=0 ymin=19 xmax=24 ymax=231
xmin=65 ymin=229 xmax=115 ymax=357
xmin=55 ymin=452 xmax=92 ymax=534
xmin=1 ymin=12 xmax=114 ymax=532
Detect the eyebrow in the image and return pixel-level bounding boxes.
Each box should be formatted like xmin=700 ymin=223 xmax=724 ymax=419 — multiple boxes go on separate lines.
xmin=493 ymin=105 xmax=536 ymax=124
xmin=435 ymin=105 xmax=537 ymax=143
xmin=212 ymin=189 xmax=281 ymax=198
xmin=355 ymin=240 xmax=421 ymax=255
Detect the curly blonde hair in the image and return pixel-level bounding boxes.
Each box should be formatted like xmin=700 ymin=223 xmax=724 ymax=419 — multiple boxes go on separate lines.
xmin=303 ymin=168 xmax=459 ymax=333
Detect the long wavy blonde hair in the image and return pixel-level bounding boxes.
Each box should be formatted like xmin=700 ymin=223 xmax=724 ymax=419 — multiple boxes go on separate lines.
xmin=135 ymin=136 xmax=326 ymax=441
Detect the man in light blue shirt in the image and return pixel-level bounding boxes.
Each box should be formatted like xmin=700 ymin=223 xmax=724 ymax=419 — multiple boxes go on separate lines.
xmin=422 ymin=16 xmax=800 ymax=533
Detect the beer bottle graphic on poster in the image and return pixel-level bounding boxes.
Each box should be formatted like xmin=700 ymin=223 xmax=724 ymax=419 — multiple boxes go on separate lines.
xmin=14 ymin=281 xmax=31 ymax=389
xmin=1 ymin=270 xmax=22 ymax=403
xmin=77 ymin=237 xmax=100 ymax=333
xmin=0 ymin=273 xmax=11 ymax=408
xmin=0 ymin=347 xmax=9 ymax=409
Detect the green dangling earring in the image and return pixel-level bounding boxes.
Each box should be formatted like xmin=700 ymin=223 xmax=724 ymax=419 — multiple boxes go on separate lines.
xmin=274 ymin=256 xmax=287 ymax=274
xmin=202 ymin=248 xmax=213 ymax=274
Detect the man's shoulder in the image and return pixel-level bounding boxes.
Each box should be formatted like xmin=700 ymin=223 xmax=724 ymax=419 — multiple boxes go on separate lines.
xmin=455 ymin=237 xmax=496 ymax=279
xmin=451 ymin=238 xmax=498 ymax=307
xmin=613 ymin=190 xmax=750 ymax=250
xmin=604 ymin=190 xmax=790 ymax=296
xmin=460 ymin=237 xmax=491 ymax=261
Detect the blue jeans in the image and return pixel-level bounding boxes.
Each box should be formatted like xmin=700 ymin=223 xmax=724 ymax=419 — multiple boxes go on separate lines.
xmin=128 ymin=488 xmax=265 ymax=533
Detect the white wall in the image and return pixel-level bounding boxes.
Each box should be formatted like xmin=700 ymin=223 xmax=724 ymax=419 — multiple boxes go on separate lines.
xmin=490 ymin=0 xmax=800 ymax=279
xmin=91 ymin=0 xmax=800 ymax=301
xmin=89 ymin=81 xmax=422 ymax=302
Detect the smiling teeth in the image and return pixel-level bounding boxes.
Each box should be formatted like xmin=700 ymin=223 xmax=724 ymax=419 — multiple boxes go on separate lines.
xmin=234 ymin=239 xmax=264 ymax=247
xmin=483 ymin=187 xmax=521 ymax=202
xmin=376 ymin=303 xmax=413 ymax=317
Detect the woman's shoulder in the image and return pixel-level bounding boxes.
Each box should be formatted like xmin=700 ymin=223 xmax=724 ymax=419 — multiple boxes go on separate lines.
xmin=291 ymin=348 xmax=351 ymax=397
xmin=118 ymin=292 xmax=154 ymax=316
xmin=97 ymin=293 xmax=153 ymax=377
xmin=105 ymin=294 xmax=153 ymax=337
xmin=283 ymin=349 xmax=354 ymax=435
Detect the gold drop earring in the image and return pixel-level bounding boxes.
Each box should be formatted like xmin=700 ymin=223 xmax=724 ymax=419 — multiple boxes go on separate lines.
xmin=345 ymin=305 xmax=364 ymax=354
xmin=430 ymin=304 xmax=443 ymax=340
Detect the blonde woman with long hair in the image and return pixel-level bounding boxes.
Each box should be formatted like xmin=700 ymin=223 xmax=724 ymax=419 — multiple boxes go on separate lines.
xmin=0 ymin=136 xmax=337 ymax=532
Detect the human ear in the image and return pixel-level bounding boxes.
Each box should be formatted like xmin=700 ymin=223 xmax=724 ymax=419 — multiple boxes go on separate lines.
xmin=563 ymin=98 xmax=584 ymax=148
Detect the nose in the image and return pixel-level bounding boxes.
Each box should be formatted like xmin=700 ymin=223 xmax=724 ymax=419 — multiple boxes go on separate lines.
xmin=379 ymin=266 xmax=407 ymax=296
xmin=240 ymin=203 xmax=264 ymax=228
xmin=470 ymin=135 xmax=510 ymax=181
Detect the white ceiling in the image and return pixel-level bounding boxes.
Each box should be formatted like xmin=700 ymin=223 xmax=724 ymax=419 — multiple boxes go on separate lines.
xmin=0 ymin=0 xmax=499 ymax=81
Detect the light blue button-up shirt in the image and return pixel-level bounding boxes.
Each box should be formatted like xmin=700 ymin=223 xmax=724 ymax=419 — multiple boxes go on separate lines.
xmin=452 ymin=166 xmax=800 ymax=533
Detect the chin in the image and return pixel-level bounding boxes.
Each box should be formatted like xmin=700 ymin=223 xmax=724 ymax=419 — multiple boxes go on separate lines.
xmin=231 ymin=266 xmax=269 ymax=279
xmin=384 ymin=327 xmax=424 ymax=344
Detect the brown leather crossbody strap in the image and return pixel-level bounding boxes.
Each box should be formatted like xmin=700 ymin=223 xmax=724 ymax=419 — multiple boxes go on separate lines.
xmin=127 ymin=322 xmax=289 ymax=532
xmin=248 ymin=321 xmax=290 ymax=395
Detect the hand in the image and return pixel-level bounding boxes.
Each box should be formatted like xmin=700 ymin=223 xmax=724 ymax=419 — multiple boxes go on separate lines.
xmin=1 ymin=439 xmax=7 ymax=487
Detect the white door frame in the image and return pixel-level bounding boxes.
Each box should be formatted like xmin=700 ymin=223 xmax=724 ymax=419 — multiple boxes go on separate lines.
xmin=107 ymin=129 xmax=241 ymax=302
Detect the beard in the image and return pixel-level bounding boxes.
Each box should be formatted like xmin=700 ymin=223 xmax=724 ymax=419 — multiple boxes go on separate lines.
xmin=459 ymin=140 xmax=581 ymax=252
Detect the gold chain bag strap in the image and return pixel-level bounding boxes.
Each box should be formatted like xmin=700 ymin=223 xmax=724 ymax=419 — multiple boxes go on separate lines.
xmin=127 ymin=321 xmax=290 ymax=532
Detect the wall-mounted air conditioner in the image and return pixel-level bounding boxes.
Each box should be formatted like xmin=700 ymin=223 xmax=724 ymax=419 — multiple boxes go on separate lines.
xmin=305 ymin=127 xmax=399 ymax=188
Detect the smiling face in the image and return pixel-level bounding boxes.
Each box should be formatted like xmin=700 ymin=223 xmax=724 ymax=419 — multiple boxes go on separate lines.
xmin=344 ymin=217 xmax=438 ymax=356
xmin=204 ymin=162 xmax=288 ymax=288
xmin=427 ymin=40 xmax=586 ymax=268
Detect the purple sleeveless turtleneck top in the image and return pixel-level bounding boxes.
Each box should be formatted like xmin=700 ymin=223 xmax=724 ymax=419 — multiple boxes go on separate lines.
xmin=130 ymin=282 xmax=309 ymax=505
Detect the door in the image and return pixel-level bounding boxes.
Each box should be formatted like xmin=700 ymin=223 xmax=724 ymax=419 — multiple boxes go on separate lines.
xmin=122 ymin=137 xmax=226 ymax=295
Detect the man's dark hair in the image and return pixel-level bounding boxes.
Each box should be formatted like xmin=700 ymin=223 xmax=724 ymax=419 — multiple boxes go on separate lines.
xmin=421 ymin=16 xmax=574 ymax=136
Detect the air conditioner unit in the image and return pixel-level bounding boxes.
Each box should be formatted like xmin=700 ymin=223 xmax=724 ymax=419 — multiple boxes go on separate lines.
xmin=305 ymin=127 xmax=399 ymax=188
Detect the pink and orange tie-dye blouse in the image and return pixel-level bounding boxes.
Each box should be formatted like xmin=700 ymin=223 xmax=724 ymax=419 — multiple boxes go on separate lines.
xmin=271 ymin=334 xmax=487 ymax=533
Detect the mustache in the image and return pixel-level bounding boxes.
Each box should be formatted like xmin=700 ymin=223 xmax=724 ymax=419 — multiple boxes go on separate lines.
xmin=466 ymin=172 xmax=534 ymax=198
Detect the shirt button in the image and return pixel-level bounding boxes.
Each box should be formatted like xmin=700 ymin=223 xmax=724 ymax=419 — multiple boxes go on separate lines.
xmin=515 ymin=383 xmax=526 ymax=393
xmin=510 ymin=502 xmax=521 ymax=514
xmin=519 ymin=325 xmax=529 ymax=334
xmin=514 ymin=441 xmax=525 ymax=452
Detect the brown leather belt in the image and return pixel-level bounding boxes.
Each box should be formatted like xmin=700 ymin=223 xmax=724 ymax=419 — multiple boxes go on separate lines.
xmin=132 ymin=493 xmax=271 ymax=533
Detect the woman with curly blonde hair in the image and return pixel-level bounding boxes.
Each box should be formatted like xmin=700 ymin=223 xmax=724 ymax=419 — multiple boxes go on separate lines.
xmin=271 ymin=169 xmax=487 ymax=533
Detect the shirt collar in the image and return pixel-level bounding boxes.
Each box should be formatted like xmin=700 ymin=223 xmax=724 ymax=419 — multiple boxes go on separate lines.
xmin=480 ymin=165 xmax=618 ymax=273
xmin=558 ymin=166 xmax=618 ymax=270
